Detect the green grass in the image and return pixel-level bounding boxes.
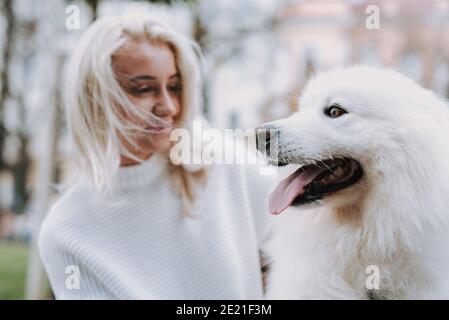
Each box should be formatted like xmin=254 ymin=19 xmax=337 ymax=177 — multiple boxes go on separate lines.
xmin=0 ymin=241 xmax=29 ymax=300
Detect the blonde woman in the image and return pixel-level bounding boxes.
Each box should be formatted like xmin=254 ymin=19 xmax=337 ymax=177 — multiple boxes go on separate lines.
xmin=38 ymin=15 xmax=273 ymax=299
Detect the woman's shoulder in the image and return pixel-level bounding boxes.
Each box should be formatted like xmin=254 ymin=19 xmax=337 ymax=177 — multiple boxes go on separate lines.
xmin=38 ymin=180 xmax=98 ymax=250
xmin=47 ymin=180 xmax=96 ymax=218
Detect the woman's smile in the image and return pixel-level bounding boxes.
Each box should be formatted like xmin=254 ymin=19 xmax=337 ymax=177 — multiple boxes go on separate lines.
xmin=145 ymin=125 xmax=173 ymax=135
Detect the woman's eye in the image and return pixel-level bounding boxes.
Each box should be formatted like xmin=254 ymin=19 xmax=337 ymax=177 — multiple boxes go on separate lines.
xmin=168 ymin=83 xmax=182 ymax=93
xmin=324 ymin=105 xmax=347 ymax=118
xmin=129 ymin=86 xmax=157 ymax=95
xmin=139 ymin=87 xmax=157 ymax=93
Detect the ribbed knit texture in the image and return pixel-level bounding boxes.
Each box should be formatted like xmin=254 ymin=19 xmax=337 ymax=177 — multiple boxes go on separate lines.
xmin=38 ymin=154 xmax=274 ymax=299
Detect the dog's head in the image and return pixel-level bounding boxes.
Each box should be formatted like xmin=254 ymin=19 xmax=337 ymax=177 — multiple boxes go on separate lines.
xmin=257 ymin=66 xmax=449 ymax=216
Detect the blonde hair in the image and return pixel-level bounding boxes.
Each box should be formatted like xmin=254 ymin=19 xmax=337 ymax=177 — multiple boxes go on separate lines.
xmin=64 ymin=15 xmax=207 ymax=212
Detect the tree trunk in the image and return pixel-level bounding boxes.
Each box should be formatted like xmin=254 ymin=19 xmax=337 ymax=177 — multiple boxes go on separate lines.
xmin=191 ymin=8 xmax=210 ymax=118
xmin=86 ymin=0 xmax=100 ymax=21
xmin=25 ymin=54 xmax=64 ymax=300
xmin=0 ymin=0 xmax=14 ymax=171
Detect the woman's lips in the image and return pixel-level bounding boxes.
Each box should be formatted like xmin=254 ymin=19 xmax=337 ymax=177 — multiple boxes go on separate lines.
xmin=145 ymin=126 xmax=173 ymax=135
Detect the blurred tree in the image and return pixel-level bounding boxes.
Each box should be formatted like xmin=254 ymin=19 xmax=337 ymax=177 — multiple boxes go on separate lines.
xmin=191 ymin=1 xmax=281 ymax=118
xmin=0 ymin=0 xmax=14 ymax=172
xmin=80 ymin=0 xmax=197 ymax=21
xmin=11 ymin=133 xmax=30 ymax=213
xmin=0 ymin=0 xmax=33 ymax=214
xmin=85 ymin=0 xmax=100 ymax=20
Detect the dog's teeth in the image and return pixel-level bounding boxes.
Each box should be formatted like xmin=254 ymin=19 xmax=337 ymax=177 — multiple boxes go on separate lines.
xmin=317 ymin=162 xmax=352 ymax=186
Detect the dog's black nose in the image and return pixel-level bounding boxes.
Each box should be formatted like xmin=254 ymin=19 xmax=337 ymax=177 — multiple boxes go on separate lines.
xmin=256 ymin=123 xmax=279 ymax=155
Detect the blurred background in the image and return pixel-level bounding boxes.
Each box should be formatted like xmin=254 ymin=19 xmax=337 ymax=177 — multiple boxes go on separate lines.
xmin=0 ymin=0 xmax=449 ymax=299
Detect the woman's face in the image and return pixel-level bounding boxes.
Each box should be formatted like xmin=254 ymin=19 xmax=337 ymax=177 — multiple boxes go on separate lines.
xmin=113 ymin=41 xmax=182 ymax=166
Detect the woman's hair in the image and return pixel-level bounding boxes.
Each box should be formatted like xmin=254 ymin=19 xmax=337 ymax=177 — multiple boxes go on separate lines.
xmin=64 ymin=15 xmax=207 ymax=213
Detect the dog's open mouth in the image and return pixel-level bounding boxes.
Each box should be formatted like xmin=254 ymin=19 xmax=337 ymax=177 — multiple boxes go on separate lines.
xmin=269 ymin=158 xmax=363 ymax=215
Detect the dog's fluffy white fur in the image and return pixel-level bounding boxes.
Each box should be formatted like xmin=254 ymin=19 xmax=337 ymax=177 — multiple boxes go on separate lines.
xmin=265 ymin=66 xmax=449 ymax=299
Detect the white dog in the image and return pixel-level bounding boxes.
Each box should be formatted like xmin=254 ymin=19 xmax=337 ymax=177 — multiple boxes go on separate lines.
xmin=257 ymin=66 xmax=449 ymax=299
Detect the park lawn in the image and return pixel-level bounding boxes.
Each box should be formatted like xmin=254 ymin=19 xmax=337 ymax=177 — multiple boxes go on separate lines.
xmin=0 ymin=241 xmax=29 ymax=299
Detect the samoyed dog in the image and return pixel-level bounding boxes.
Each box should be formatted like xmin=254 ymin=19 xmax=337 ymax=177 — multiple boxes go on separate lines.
xmin=257 ymin=66 xmax=449 ymax=299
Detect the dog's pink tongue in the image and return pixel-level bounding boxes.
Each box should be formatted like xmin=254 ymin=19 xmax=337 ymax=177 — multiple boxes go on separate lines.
xmin=269 ymin=166 xmax=325 ymax=215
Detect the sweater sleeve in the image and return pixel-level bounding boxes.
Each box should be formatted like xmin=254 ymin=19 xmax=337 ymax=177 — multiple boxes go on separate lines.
xmin=38 ymin=215 xmax=115 ymax=300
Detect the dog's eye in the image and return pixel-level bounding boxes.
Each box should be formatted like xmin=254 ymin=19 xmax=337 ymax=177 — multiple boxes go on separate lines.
xmin=324 ymin=105 xmax=347 ymax=118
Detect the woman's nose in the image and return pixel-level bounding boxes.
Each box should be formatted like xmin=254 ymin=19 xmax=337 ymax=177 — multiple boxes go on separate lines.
xmin=153 ymin=90 xmax=178 ymax=117
xmin=153 ymin=90 xmax=178 ymax=118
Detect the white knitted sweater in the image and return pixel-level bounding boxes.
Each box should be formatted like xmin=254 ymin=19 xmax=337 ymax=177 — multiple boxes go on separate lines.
xmin=38 ymin=154 xmax=273 ymax=299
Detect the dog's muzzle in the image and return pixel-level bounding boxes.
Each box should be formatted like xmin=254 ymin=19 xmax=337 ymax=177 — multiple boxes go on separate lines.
xmin=256 ymin=123 xmax=280 ymax=158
